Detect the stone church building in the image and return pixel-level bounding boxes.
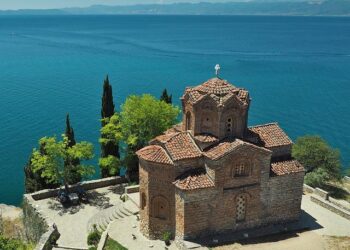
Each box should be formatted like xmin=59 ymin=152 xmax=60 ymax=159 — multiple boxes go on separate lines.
xmin=137 ymin=77 xmax=305 ymax=240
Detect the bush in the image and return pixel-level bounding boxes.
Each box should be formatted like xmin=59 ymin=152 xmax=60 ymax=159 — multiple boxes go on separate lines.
xmin=88 ymin=247 xmax=97 ymax=250
xmin=87 ymin=225 xmax=101 ymax=247
xmin=162 ymin=231 xmax=171 ymax=242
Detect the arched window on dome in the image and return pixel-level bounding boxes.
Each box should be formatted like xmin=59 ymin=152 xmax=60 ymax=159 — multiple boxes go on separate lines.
xmin=186 ymin=112 xmax=192 ymax=131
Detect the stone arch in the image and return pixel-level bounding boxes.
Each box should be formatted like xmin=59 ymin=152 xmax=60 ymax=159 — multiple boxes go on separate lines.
xmin=152 ymin=195 xmax=169 ymax=220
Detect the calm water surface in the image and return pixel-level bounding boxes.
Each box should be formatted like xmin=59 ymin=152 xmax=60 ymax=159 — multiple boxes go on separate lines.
xmin=0 ymin=15 xmax=349 ymax=205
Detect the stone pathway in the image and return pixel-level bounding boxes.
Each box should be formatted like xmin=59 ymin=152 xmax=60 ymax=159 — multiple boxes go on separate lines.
xmin=87 ymin=199 xmax=138 ymax=232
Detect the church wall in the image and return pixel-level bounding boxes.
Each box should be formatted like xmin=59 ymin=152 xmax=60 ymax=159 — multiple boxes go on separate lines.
xmin=139 ymin=160 xmax=176 ymax=239
xmin=264 ymin=172 xmax=304 ymax=223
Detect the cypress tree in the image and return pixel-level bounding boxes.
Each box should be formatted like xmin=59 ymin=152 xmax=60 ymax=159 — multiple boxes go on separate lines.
xmin=65 ymin=114 xmax=81 ymax=184
xmin=160 ymin=88 xmax=172 ymax=104
xmin=101 ymin=75 xmax=115 ymax=125
xmin=100 ymin=75 xmax=120 ymax=177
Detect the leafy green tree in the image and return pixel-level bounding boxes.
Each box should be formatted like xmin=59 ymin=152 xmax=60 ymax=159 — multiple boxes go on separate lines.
xmin=99 ymin=113 xmax=122 ymax=176
xmin=24 ymin=143 xmax=59 ymax=193
xmin=160 ymin=88 xmax=172 ymax=104
xmin=120 ymin=94 xmax=180 ymax=181
xmin=292 ymin=135 xmax=342 ymax=187
xmin=100 ymin=76 xmax=120 ymax=177
xmin=64 ymin=114 xmax=81 ymax=184
xmin=31 ymin=135 xmax=95 ymax=192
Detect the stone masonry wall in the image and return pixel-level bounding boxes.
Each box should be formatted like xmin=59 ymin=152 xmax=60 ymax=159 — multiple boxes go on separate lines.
xmin=265 ymin=172 xmax=304 ymax=223
xmin=139 ymin=160 xmax=176 ymax=239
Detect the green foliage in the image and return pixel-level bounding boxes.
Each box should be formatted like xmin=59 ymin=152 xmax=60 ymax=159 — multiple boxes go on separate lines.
xmin=0 ymin=234 xmax=33 ymax=250
xmin=100 ymin=77 xmax=120 ymax=178
xmin=292 ymin=135 xmax=342 ymax=187
xmin=101 ymin=75 xmax=115 ymax=121
xmin=103 ymin=238 xmax=128 ymax=250
xmin=88 ymin=247 xmax=97 ymax=250
xmin=65 ymin=114 xmax=81 ymax=184
xmin=121 ymin=94 xmax=180 ymax=147
xmin=24 ymin=144 xmax=60 ymax=193
xmin=31 ymin=135 xmax=95 ymax=190
xmin=87 ymin=225 xmax=101 ymax=247
xmin=99 ymin=155 xmax=120 ymax=176
xmin=160 ymin=88 xmax=172 ymax=104
xmin=120 ymin=94 xmax=180 ymax=180
xmin=162 ymin=231 xmax=171 ymax=242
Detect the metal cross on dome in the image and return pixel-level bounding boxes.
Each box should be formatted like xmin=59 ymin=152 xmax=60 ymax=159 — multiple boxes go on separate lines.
xmin=215 ymin=64 xmax=221 ymax=77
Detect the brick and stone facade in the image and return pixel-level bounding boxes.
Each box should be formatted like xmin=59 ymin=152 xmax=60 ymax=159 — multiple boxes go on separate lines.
xmin=137 ymin=77 xmax=305 ymax=240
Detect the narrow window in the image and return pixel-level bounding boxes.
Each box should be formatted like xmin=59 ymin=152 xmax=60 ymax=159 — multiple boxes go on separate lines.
xmin=226 ymin=118 xmax=233 ymax=134
xmin=236 ymin=194 xmax=246 ymax=222
xmin=141 ymin=192 xmax=146 ymax=210
xmin=186 ymin=112 xmax=192 ymax=131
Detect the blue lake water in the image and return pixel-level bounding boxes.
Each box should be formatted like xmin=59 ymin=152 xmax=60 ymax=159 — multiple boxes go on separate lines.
xmin=0 ymin=15 xmax=349 ymax=205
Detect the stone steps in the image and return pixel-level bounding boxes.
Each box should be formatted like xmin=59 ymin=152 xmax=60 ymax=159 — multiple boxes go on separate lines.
xmin=87 ymin=200 xmax=138 ymax=232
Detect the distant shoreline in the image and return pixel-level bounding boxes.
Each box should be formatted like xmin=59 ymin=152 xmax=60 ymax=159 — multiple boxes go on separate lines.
xmin=1 ymin=1 xmax=350 ymax=16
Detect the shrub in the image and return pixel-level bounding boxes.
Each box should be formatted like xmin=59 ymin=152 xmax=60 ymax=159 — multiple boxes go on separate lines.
xmin=87 ymin=225 xmax=101 ymax=247
xmin=162 ymin=231 xmax=171 ymax=242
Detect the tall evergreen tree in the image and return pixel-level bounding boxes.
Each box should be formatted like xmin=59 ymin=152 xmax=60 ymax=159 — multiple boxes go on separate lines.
xmin=64 ymin=114 xmax=81 ymax=184
xmin=101 ymin=75 xmax=115 ymax=125
xmin=100 ymin=75 xmax=120 ymax=177
xmin=160 ymin=88 xmax=172 ymax=104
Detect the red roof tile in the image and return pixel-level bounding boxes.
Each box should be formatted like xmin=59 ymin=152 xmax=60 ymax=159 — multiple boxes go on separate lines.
xmin=194 ymin=134 xmax=219 ymax=143
xmin=271 ymin=160 xmax=305 ymax=176
xmin=136 ymin=145 xmax=173 ymax=165
xmin=204 ymin=140 xmax=243 ymax=160
xmin=164 ymin=132 xmax=202 ymax=161
xmin=247 ymin=123 xmax=292 ymax=148
xmin=174 ymin=169 xmax=215 ymax=190
xmin=182 ymin=78 xmax=249 ymax=106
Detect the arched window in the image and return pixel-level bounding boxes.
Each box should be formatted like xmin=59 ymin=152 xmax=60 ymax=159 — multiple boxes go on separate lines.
xmin=236 ymin=194 xmax=246 ymax=222
xmin=186 ymin=112 xmax=192 ymax=131
xmin=152 ymin=196 xmax=169 ymax=220
xmin=141 ymin=192 xmax=146 ymax=210
xmin=232 ymin=163 xmax=250 ymax=177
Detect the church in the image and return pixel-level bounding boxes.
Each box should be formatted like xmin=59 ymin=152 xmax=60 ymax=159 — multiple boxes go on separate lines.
xmin=136 ymin=71 xmax=305 ymax=240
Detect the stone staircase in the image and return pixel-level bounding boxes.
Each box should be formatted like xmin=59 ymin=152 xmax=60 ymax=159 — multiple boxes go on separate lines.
xmin=87 ymin=200 xmax=139 ymax=232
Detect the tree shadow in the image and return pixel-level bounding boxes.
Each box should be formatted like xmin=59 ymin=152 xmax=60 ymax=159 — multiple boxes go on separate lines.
xmin=47 ymin=199 xmax=86 ymax=216
xmin=86 ymin=190 xmax=113 ymax=209
xmin=108 ymin=183 xmax=128 ymax=195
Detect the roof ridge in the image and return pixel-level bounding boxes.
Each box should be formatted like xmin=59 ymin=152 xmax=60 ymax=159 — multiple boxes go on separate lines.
xmin=249 ymin=122 xmax=278 ymax=128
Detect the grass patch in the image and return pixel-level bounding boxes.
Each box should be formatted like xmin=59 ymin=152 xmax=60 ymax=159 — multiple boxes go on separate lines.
xmin=103 ymin=237 xmax=128 ymax=250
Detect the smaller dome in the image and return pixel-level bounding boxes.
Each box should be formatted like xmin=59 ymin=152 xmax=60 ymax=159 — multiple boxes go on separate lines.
xmin=193 ymin=78 xmax=237 ymax=96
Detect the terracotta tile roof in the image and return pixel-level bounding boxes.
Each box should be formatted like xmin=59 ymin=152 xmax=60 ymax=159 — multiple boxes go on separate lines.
xmin=164 ymin=132 xmax=202 ymax=161
xmin=193 ymin=78 xmax=237 ymax=95
xmin=247 ymin=123 xmax=292 ymax=148
xmin=194 ymin=134 xmax=219 ymax=143
xmin=174 ymin=169 xmax=215 ymax=190
xmin=136 ymin=145 xmax=173 ymax=165
xmin=182 ymin=78 xmax=249 ymax=106
xmin=271 ymin=160 xmax=305 ymax=176
xmin=204 ymin=140 xmax=243 ymax=160
xmin=165 ymin=123 xmax=183 ymax=134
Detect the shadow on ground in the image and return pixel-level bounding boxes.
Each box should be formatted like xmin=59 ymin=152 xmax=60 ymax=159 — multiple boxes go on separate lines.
xmin=47 ymin=189 xmax=114 ymax=215
xmin=194 ymin=209 xmax=323 ymax=248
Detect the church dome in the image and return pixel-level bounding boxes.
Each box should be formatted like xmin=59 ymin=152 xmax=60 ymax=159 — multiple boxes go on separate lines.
xmin=193 ymin=78 xmax=237 ymax=96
